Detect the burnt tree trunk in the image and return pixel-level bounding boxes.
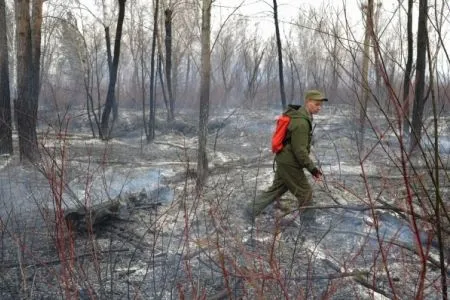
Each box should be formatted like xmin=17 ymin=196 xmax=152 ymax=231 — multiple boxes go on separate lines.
xmin=31 ymin=0 xmax=42 ymax=111
xmin=147 ymin=0 xmax=159 ymax=142
xmin=0 ymin=0 xmax=12 ymax=155
xmin=14 ymin=0 xmax=42 ymax=162
xmin=164 ymin=8 xmax=174 ymax=122
xmin=196 ymin=0 xmax=212 ymax=191
xmin=410 ymin=0 xmax=428 ymax=152
xmin=157 ymin=54 xmax=168 ymax=115
xmin=273 ymin=0 xmax=286 ymax=110
xmin=402 ymin=0 xmax=413 ymax=138
xmin=105 ymin=26 xmax=113 ymax=72
xmin=100 ymin=0 xmax=126 ymax=140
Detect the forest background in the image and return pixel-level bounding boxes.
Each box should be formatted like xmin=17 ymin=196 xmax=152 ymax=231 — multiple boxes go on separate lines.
xmin=0 ymin=0 xmax=449 ymax=299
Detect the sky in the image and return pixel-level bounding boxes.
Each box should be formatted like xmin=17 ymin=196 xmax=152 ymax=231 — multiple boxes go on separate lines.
xmin=72 ymin=0 xmax=397 ymax=40
xmin=212 ymin=0 xmax=450 ymax=63
xmin=64 ymin=0 xmax=450 ymax=70
xmin=212 ymin=0 xmax=364 ymax=37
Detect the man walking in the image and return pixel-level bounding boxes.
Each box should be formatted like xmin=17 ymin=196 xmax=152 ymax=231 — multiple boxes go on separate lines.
xmin=245 ymin=89 xmax=327 ymax=221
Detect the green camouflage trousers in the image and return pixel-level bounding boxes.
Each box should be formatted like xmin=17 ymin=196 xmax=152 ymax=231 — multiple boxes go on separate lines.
xmin=248 ymin=163 xmax=312 ymax=217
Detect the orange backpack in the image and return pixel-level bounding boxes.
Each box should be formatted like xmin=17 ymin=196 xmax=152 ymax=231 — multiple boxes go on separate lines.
xmin=271 ymin=114 xmax=291 ymax=153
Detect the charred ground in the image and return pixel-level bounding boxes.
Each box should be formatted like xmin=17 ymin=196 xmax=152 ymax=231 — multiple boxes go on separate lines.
xmin=1 ymin=105 xmax=449 ymax=299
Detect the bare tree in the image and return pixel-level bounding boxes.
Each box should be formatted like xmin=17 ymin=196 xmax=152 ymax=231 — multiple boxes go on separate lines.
xmin=359 ymin=0 xmax=373 ymax=149
xmin=56 ymin=15 xmax=89 ymax=107
xmin=371 ymin=2 xmax=382 ymax=98
xmin=86 ymin=29 xmax=106 ymax=138
xmin=164 ymin=8 xmax=174 ymax=122
xmin=216 ymin=31 xmax=232 ymax=107
xmin=0 ymin=0 xmax=12 ymax=155
xmin=241 ymin=29 xmax=265 ymax=106
xmin=196 ymin=0 xmax=212 ymax=190
xmin=410 ymin=0 xmax=428 ymax=152
xmin=215 ymin=26 xmax=238 ymax=109
xmin=261 ymin=37 xmax=277 ymax=105
xmin=148 ymin=0 xmax=159 ymax=142
xmin=314 ymin=13 xmax=342 ymax=94
xmin=402 ymin=0 xmax=413 ymax=137
xmin=272 ymin=0 xmax=286 ymax=110
xmin=294 ymin=9 xmax=328 ymax=90
xmin=284 ymin=38 xmax=301 ymax=103
xmin=170 ymin=22 xmax=189 ymax=111
xmin=124 ymin=5 xmax=149 ymax=141
xmin=14 ymin=0 xmax=43 ymax=162
xmin=126 ymin=1 xmax=143 ymax=105
xmin=100 ymin=0 xmax=126 ymax=139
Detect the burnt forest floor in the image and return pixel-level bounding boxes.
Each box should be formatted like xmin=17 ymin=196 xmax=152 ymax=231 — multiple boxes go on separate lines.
xmin=1 ymin=105 xmax=449 ymax=299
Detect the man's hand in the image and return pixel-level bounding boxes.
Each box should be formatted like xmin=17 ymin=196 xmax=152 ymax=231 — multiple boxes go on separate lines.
xmin=311 ymin=167 xmax=323 ymax=181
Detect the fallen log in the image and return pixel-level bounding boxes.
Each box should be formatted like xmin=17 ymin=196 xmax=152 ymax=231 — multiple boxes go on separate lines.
xmin=64 ymin=189 xmax=162 ymax=232
xmin=64 ymin=199 xmax=123 ymax=231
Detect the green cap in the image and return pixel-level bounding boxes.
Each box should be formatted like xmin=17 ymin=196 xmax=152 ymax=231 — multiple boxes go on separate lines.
xmin=305 ymin=89 xmax=328 ymax=101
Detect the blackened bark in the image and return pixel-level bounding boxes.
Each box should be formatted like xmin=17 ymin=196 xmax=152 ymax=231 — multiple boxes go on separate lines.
xmin=100 ymin=0 xmax=126 ymax=139
xmin=164 ymin=8 xmax=174 ymax=121
xmin=157 ymin=53 xmax=168 ymax=114
xmin=105 ymin=26 xmax=112 ymax=69
xmin=196 ymin=0 xmax=212 ymax=191
xmin=14 ymin=0 xmax=41 ymax=162
xmin=410 ymin=0 xmax=428 ymax=151
xmin=148 ymin=0 xmax=159 ymax=142
xmin=0 ymin=0 xmax=12 ymax=155
xmin=403 ymin=0 xmax=413 ymax=137
xmin=273 ymin=0 xmax=286 ymax=110
xmin=31 ymin=0 xmax=42 ymax=96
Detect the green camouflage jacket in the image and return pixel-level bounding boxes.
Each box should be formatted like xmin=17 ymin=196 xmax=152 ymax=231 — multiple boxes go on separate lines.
xmin=275 ymin=105 xmax=315 ymax=172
